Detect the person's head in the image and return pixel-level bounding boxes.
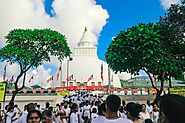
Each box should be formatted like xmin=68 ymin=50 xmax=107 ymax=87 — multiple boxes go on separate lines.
xmin=147 ymin=100 xmax=151 ymax=106
xmin=27 ymin=110 xmax=42 ymax=123
xmin=92 ymin=108 xmax=97 ymax=113
xmin=145 ymin=118 xmax=153 ymax=123
xmin=105 ymin=95 xmax=121 ymax=114
xmin=42 ymin=110 xmax=52 ymax=123
xmin=45 ymin=102 xmax=50 ymax=108
xmin=63 ymin=101 xmax=68 ymax=108
xmin=157 ymin=94 xmax=185 ymax=123
xmin=122 ymin=100 xmax=126 ymax=106
xmin=27 ymin=103 xmax=36 ymax=112
xmin=152 ymin=103 xmax=158 ymax=112
xmin=141 ymin=104 xmax=146 ymax=112
xmin=71 ymin=103 xmax=78 ymax=113
xmin=125 ymin=102 xmax=141 ymax=120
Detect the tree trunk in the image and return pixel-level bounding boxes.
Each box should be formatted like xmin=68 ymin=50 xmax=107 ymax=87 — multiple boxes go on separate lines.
xmin=9 ymin=90 xmax=19 ymax=105
xmin=169 ymin=76 xmax=172 ymax=88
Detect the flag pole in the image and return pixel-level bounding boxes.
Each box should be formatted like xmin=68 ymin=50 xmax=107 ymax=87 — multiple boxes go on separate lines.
xmin=108 ymin=66 xmax=111 ymax=95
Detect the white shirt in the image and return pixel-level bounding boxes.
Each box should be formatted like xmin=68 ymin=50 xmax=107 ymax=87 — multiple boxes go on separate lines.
xmin=13 ymin=110 xmax=28 ymax=123
xmin=6 ymin=112 xmax=14 ymax=123
xmin=70 ymin=112 xmax=78 ymax=123
xmin=139 ymin=112 xmax=150 ymax=121
xmin=146 ymin=105 xmax=153 ymax=114
xmin=91 ymin=113 xmax=98 ymax=119
xmin=91 ymin=116 xmax=107 ymax=123
xmin=83 ymin=105 xmax=91 ymax=117
xmin=105 ymin=118 xmax=133 ymax=123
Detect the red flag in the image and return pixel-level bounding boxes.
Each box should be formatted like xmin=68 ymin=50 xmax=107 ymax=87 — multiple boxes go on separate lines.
xmin=56 ymin=66 xmax=61 ymax=81
xmin=101 ymin=63 xmax=103 ymax=81
xmin=3 ymin=65 xmax=7 ymax=81
xmin=87 ymin=74 xmax=93 ymax=82
xmin=28 ymin=75 xmax=34 ymax=83
xmin=9 ymin=75 xmax=14 ymax=83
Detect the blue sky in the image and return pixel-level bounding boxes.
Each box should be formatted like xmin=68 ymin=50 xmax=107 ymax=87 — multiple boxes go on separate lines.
xmin=96 ymin=0 xmax=165 ymax=61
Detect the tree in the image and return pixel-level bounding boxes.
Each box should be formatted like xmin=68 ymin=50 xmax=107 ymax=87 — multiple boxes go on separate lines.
xmin=106 ymin=23 xmax=159 ymax=95
xmin=0 ymin=29 xmax=71 ymax=102
xmin=159 ymin=2 xmax=185 ymax=87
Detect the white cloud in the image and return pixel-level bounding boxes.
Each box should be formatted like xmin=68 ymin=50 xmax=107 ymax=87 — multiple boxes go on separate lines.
xmin=0 ymin=0 xmax=109 ymax=87
xmin=160 ymin=0 xmax=182 ymax=9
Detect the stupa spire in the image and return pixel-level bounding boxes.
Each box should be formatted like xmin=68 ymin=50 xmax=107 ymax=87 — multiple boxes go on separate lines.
xmin=78 ymin=27 xmax=94 ymax=47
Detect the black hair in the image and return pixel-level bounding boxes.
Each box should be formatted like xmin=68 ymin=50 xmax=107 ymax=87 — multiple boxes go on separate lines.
xmin=92 ymin=108 xmax=97 ymax=113
xmin=157 ymin=94 xmax=185 ymax=123
xmin=42 ymin=110 xmax=52 ymax=118
xmin=125 ymin=102 xmax=142 ymax=118
xmin=145 ymin=118 xmax=153 ymax=123
xmin=106 ymin=94 xmax=121 ymax=112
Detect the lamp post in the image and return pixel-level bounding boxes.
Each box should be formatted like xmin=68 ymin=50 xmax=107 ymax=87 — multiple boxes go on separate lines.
xmin=66 ymin=57 xmax=73 ymax=90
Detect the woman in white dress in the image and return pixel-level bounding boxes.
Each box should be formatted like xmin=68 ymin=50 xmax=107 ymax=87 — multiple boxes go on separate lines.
xmin=139 ymin=104 xmax=150 ymax=122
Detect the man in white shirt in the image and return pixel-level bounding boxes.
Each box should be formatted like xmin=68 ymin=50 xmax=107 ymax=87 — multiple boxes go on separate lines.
xmin=105 ymin=95 xmax=133 ymax=123
xmin=146 ymin=100 xmax=153 ymax=118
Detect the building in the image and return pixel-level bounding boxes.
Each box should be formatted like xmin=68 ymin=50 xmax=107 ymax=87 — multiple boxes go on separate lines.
xmin=58 ymin=27 xmax=121 ymax=89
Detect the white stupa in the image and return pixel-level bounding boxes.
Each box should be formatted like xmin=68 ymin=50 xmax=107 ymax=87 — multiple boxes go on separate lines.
xmin=60 ymin=27 xmax=121 ymax=88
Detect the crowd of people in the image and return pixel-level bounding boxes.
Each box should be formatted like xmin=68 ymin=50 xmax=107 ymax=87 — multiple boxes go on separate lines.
xmin=0 ymin=91 xmax=185 ymax=123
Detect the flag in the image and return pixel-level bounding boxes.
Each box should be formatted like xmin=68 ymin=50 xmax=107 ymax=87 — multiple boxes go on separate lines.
xmin=101 ymin=63 xmax=103 ymax=81
xmin=56 ymin=66 xmax=61 ymax=81
xmin=67 ymin=74 xmax=73 ymax=81
xmin=154 ymin=75 xmax=157 ymax=82
xmin=3 ymin=65 xmax=7 ymax=81
xmin=28 ymin=75 xmax=34 ymax=83
xmin=87 ymin=74 xmax=93 ymax=82
xmin=9 ymin=75 xmax=14 ymax=83
xmin=47 ymin=76 xmax=53 ymax=83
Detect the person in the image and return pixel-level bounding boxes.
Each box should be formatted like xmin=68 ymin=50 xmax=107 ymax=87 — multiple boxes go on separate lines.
xmin=91 ymin=103 xmax=107 ymax=123
xmin=139 ymin=104 xmax=150 ymax=122
xmin=45 ymin=102 xmax=50 ymax=110
xmin=82 ymin=101 xmax=91 ymax=123
xmin=6 ymin=106 xmax=16 ymax=123
xmin=42 ymin=110 xmax=54 ymax=123
xmin=157 ymin=94 xmax=185 ymax=123
xmin=125 ymin=102 xmax=142 ymax=123
xmin=91 ymin=108 xmax=98 ymax=120
xmin=69 ymin=103 xmax=79 ymax=123
xmin=26 ymin=110 xmax=42 ymax=123
xmin=118 ymin=106 xmax=127 ymax=118
xmin=151 ymin=104 xmax=159 ymax=123
xmin=105 ymin=94 xmax=132 ymax=123
xmin=146 ymin=100 xmax=153 ymax=118
xmin=13 ymin=103 xmax=35 ymax=123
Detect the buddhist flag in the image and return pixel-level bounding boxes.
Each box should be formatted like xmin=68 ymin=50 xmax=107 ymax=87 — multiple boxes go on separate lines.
xmin=47 ymin=76 xmax=53 ymax=83
xmin=9 ymin=75 xmax=14 ymax=83
xmin=87 ymin=74 xmax=93 ymax=82
xmin=67 ymin=74 xmax=73 ymax=81
xmin=101 ymin=63 xmax=103 ymax=81
xmin=28 ymin=75 xmax=34 ymax=83
xmin=3 ymin=65 xmax=7 ymax=81
xmin=56 ymin=66 xmax=61 ymax=81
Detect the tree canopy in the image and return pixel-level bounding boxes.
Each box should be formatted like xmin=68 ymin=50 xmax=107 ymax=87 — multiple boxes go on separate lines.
xmin=0 ymin=28 xmax=71 ymax=101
